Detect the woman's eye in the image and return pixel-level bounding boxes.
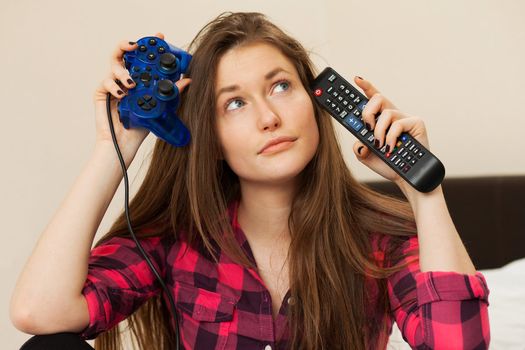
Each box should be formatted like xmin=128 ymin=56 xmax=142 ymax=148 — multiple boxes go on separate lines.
xmin=225 ymin=99 xmax=245 ymax=111
xmin=274 ymin=80 xmax=290 ymax=93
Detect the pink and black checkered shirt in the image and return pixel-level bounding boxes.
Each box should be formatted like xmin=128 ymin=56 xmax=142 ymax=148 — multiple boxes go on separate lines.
xmin=79 ymin=199 xmax=490 ymax=349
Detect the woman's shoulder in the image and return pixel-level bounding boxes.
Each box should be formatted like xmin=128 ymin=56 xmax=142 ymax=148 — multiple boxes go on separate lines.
xmin=368 ymin=231 xmax=419 ymax=267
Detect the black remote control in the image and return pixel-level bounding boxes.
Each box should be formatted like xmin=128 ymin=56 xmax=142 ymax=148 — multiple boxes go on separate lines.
xmin=310 ymin=67 xmax=445 ymax=193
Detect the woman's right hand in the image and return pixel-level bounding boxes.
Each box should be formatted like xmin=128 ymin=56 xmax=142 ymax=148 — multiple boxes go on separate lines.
xmin=93 ymin=32 xmax=191 ymax=161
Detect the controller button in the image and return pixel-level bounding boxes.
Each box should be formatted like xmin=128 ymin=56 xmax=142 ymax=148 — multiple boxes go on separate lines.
xmin=133 ymin=66 xmax=140 ymax=72
xmin=137 ymin=98 xmax=145 ymax=106
xmin=139 ymin=45 xmax=147 ymax=52
xmin=141 ymin=104 xmax=152 ymax=111
xmin=148 ymin=38 xmax=157 ymax=46
xmin=158 ymin=47 xmax=166 ymax=54
xmin=140 ymin=72 xmax=152 ymax=82
xmin=143 ymin=94 xmax=153 ymax=102
xmin=132 ymin=73 xmax=139 ymax=80
xmin=160 ymin=53 xmax=178 ymax=71
xmin=146 ymin=66 xmax=152 ymax=71
xmin=149 ymin=99 xmax=157 ymax=108
xmin=158 ymin=79 xmax=175 ymax=97
xmin=147 ymin=53 xmax=156 ymax=60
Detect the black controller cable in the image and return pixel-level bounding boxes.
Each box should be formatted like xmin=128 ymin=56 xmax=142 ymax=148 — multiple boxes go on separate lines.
xmin=105 ymin=92 xmax=181 ymax=349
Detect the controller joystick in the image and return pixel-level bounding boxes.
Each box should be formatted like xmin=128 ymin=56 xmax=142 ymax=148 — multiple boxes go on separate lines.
xmin=117 ymin=36 xmax=192 ymax=147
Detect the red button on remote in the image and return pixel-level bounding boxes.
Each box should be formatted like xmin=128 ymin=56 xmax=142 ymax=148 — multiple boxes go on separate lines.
xmin=314 ymin=88 xmax=322 ymax=96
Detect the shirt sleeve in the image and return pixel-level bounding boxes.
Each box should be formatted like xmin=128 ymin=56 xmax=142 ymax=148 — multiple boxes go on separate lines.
xmin=386 ymin=235 xmax=491 ymax=349
xmin=78 ymin=234 xmax=170 ymax=340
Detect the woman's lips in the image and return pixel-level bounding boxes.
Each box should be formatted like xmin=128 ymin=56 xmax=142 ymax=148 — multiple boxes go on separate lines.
xmin=259 ymin=139 xmax=296 ymax=155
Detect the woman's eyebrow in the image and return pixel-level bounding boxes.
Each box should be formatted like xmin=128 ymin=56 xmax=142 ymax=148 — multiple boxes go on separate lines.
xmin=216 ymin=67 xmax=290 ymax=99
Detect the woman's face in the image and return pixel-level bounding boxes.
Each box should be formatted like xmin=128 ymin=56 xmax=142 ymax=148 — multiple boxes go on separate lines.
xmin=215 ymin=42 xmax=319 ymax=186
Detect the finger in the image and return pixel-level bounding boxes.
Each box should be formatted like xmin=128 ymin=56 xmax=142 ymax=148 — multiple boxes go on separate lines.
xmin=384 ymin=118 xmax=419 ymax=157
xmin=361 ymin=93 xmax=385 ymax=131
xmin=111 ymin=40 xmax=138 ymax=65
xmin=112 ymin=63 xmax=136 ymax=89
xmin=353 ymin=76 xmax=380 ymax=99
xmin=373 ymin=108 xmax=405 ymax=150
xmin=102 ymin=77 xmax=127 ymax=99
xmin=154 ymin=32 xmax=165 ymax=39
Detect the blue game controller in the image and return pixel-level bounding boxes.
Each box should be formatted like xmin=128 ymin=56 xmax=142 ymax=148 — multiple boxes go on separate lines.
xmin=118 ymin=36 xmax=192 ymax=147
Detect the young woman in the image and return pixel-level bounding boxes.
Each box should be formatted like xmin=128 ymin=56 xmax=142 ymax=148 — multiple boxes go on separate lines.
xmin=12 ymin=11 xmax=490 ymax=350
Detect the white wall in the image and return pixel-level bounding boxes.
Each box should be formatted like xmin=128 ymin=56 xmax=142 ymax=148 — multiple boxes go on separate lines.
xmin=2 ymin=0 xmax=524 ymax=348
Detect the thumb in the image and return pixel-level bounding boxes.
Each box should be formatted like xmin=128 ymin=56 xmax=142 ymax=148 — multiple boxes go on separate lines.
xmin=353 ymin=140 xmax=371 ymax=161
xmin=175 ymin=78 xmax=192 ymax=93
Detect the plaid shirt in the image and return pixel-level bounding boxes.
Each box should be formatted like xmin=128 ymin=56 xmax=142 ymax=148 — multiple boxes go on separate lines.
xmin=80 ymin=199 xmax=490 ymax=349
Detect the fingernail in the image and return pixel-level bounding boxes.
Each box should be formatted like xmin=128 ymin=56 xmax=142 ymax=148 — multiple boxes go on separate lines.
xmin=127 ymin=78 xmax=134 ymax=85
xmin=385 ymin=144 xmax=390 ymax=153
xmin=374 ymin=139 xmax=380 ymax=148
xmin=365 ymin=122 xmax=371 ymax=130
xmin=358 ymin=146 xmax=364 ymax=155
xmin=129 ymin=41 xmax=136 ymax=45
xmin=117 ymin=90 xmax=124 ymax=95
xmin=356 ymin=76 xmax=363 ymax=80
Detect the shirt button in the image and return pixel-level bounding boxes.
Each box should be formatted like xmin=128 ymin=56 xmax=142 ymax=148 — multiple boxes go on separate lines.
xmin=264 ymin=345 xmax=272 ymax=350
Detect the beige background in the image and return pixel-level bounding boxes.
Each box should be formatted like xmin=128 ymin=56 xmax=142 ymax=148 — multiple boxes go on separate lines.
xmin=2 ymin=0 xmax=524 ymax=348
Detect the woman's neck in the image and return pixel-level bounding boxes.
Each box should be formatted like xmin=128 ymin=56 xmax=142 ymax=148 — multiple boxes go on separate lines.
xmin=237 ymin=179 xmax=296 ymax=244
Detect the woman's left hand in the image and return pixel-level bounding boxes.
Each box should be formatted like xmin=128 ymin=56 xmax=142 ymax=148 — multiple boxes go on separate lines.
xmin=351 ymin=76 xmax=430 ymax=188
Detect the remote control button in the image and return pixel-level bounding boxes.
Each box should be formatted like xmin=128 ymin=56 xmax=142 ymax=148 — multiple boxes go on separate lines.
xmin=148 ymin=38 xmax=157 ymax=46
xmin=335 ymin=106 xmax=342 ymax=114
xmin=399 ymin=161 xmax=406 ymax=168
xmin=158 ymin=47 xmax=166 ymax=54
xmin=401 ymin=134 xmax=408 ymax=142
xmin=405 ymin=140 xmax=412 ymax=147
xmin=140 ymin=72 xmax=152 ymax=82
xmin=160 ymin=53 xmax=178 ymax=71
xmin=339 ymin=84 xmax=345 ymax=91
xmin=380 ymin=145 xmax=387 ymax=153
xmin=390 ymin=155 xmax=398 ymax=162
xmin=408 ymin=143 xmax=415 ymax=151
xmin=402 ymin=165 xmax=411 ymax=173
xmin=139 ymin=45 xmax=147 ymax=52
xmin=413 ymin=147 xmax=420 ymax=154
xmin=367 ymin=134 xmax=375 ymax=144
xmin=328 ymin=74 xmax=337 ymax=82
xmin=339 ymin=110 xmax=348 ymax=119
xmin=416 ymin=151 xmax=425 ymax=158
xmin=330 ymin=102 xmax=337 ymax=110
xmin=394 ymin=158 xmax=401 ymax=166
xmin=327 ymin=86 xmax=334 ymax=94
xmin=360 ymin=128 xmax=368 ymax=136
xmin=342 ymin=99 xmax=349 ymax=106
xmin=332 ymin=90 xmax=339 ymax=98
xmin=396 ymin=147 xmax=405 ymax=155
xmin=410 ymin=159 xmax=417 ymax=165
xmin=406 ymin=155 xmax=413 ymax=161
xmin=353 ymin=96 xmax=361 ymax=104
xmin=158 ymin=79 xmax=175 ymax=97
xmin=337 ymin=95 xmax=344 ymax=103
xmin=353 ymin=109 xmax=361 ymax=117
xmin=347 ymin=104 xmax=354 ymax=111
xmin=402 ymin=151 xmax=409 ymax=158
xmin=344 ymin=89 xmax=351 ymax=95
xmin=324 ymin=98 xmax=332 ymax=107
xmin=349 ymin=93 xmax=356 ymax=99
xmin=314 ymin=88 xmax=323 ymax=96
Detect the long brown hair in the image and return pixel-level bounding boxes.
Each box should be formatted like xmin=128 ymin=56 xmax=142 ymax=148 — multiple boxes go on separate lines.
xmin=94 ymin=11 xmax=417 ymax=350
